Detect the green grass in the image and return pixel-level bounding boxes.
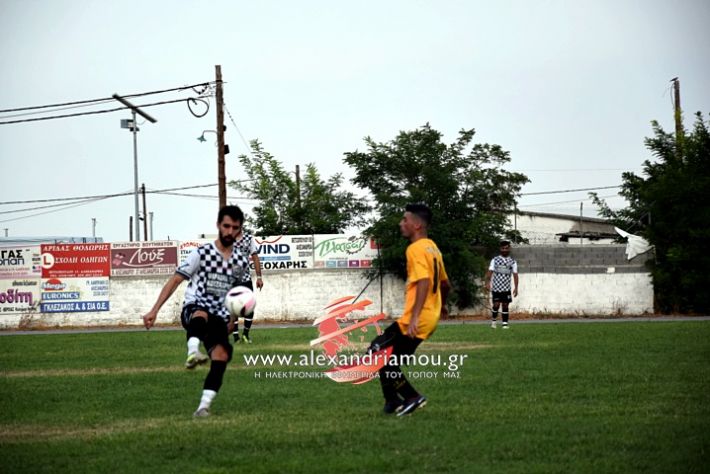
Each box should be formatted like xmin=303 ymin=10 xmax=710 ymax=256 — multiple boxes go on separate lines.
xmin=1 ymin=322 xmax=709 ymax=473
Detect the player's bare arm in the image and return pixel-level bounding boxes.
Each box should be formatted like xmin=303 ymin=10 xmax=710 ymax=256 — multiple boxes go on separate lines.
xmin=142 ymin=273 xmax=187 ymax=329
xmin=252 ymin=254 xmax=264 ymax=290
xmin=440 ymin=279 xmax=451 ymax=319
xmin=407 ymin=279 xmax=430 ymax=338
xmin=485 ymin=270 xmax=492 ymax=291
xmin=513 ymin=273 xmax=519 ymax=297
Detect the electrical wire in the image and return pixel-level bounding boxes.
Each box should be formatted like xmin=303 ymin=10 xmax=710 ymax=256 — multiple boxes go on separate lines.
xmin=520 ymin=185 xmax=620 ymax=196
xmin=0 ymin=97 xmax=215 ymax=125
xmin=0 ymin=81 xmax=215 ymax=114
xmin=223 ymin=102 xmax=257 ymax=158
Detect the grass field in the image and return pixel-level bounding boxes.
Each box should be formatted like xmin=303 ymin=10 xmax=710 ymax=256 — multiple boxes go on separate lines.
xmin=1 ymin=321 xmax=708 ymax=473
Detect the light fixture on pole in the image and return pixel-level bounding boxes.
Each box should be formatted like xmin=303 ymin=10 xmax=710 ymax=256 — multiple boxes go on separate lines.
xmin=114 ymin=94 xmax=157 ymax=242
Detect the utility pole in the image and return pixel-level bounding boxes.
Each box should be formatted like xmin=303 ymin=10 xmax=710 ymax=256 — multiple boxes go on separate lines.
xmin=92 ymin=218 xmax=96 ymax=238
xmin=114 ymin=94 xmax=157 ymax=242
xmin=579 ymin=202 xmax=584 ymax=245
xmin=215 ymin=65 xmax=227 ymax=209
xmin=141 ymin=183 xmax=148 ymax=241
xmin=149 ymin=212 xmax=154 ymax=241
xmin=129 ymin=216 xmax=134 ymax=242
xmin=295 ymin=164 xmax=301 ymax=209
xmin=671 ymin=77 xmax=683 ymax=158
xmin=3 ymin=228 xmax=8 ymax=238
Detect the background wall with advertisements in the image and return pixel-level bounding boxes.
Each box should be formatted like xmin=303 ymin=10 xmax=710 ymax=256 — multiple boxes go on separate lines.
xmin=0 ymin=240 xmax=654 ymax=329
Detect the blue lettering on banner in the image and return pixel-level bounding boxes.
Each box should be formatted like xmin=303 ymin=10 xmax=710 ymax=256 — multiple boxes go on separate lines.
xmin=40 ymin=301 xmax=110 ymax=313
xmin=258 ymin=244 xmax=291 ymax=254
xmin=41 ymin=292 xmax=81 ymax=300
xmin=260 ymin=256 xmax=290 ymax=262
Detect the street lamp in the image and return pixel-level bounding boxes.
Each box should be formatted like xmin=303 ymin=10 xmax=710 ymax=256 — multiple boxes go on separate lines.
xmin=114 ymin=94 xmax=157 ymax=241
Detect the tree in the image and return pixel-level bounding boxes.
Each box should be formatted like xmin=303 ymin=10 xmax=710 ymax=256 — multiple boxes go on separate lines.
xmin=344 ymin=124 xmax=528 ymax=308
xmin=231 ymin=140 xmax=370 ymax=235
xmin=592 ymin=112 xmax=710 ymax=313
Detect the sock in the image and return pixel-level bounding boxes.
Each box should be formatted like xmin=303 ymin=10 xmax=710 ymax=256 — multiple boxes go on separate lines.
xmin=187 ymin=316 xmax=207 ymax=342
xmin=187 ymin=337 xmax=200 ymax=356
xmin=197 ymin=389 xmax=217 ymax=411
xmin=491 ymin=310 xmax=498 ymax=321
xmin=394 ymin=376 xmax=419 ymax=400
xmin=204 ymin=360 xmax=228 ymax=392
xmin=233 ymin=323 xmax=240 ymax=341
xmin=502 ymin=312 xmax=509 ymax=324
xmin=243 ymin=316 xmax=253 ymax=337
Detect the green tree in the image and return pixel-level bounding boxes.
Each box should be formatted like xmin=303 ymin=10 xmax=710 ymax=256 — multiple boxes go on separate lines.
xmin=344 ymin=124 xmax=528 ymax=308
xmin=231 ymin=140 xmax=370 ymax=235
xmin=592 ymin=112 xmax=710 ymax=313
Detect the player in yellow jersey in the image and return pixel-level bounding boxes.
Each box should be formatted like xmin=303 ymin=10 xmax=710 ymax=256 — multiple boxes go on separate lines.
xmin=367 ymin=203 xmax=450 ymax=416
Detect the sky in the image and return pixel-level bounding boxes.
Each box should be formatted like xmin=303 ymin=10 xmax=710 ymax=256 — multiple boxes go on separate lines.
xmin=1 ymin=0 xmax=708 ymax=242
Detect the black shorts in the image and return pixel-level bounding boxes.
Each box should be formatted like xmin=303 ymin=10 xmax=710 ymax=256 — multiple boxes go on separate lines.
xmin=180 ymin=304 xmax=233 ymax=362
xmin=369 ymin=322 xmax=423 ymax=361
xmin=491 ymin=291 xmax=512 ymax=304
xmin=236 ymin=280 xmax=253 ymax=292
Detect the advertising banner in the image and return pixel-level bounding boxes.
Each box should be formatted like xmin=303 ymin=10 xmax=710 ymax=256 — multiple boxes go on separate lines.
xmin=255 ymin=235 xmax=313 ymax=271
xmin=40 ymin=277 xmax=110 ymax=313
xmin=40 ymin=243 xmax=111 ymax=278
xmin=313 ymin=234 xmax=379 ymax=269
xmin=111 ymin=241 xmax=178 ymax=276
xmin=40 ymin=244 xmax=110 ymax=313
xmin=0 ymin=246 xmax=41 ymax=279
xmin=0 ymin=279 xmax=40 ymax=314
xmin=178 ymin=239 xmax=212 ymax=264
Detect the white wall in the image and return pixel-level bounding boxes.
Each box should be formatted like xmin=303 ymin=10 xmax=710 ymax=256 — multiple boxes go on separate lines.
xmin=1 ymin=267 xmax=654 ymax=329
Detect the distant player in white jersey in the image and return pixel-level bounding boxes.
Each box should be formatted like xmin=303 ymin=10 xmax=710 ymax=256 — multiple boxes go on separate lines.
xmin=485 ymin=240 xmax=519 ymax=329
xmin=142 ymin=205 xmax=249 ymax=417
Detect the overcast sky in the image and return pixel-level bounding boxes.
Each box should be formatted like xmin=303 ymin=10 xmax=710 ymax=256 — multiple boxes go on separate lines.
xmin=1 ymin=0 xmax=708 ymax=242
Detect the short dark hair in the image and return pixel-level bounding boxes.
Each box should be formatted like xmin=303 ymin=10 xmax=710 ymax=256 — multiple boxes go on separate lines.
xmin=500 ymin=240 xmax=511 ymax=247
xmin=405 ymin=203 xmax=432 ymax=227
xmin=218 ymin=205 xmax=244 ymax=224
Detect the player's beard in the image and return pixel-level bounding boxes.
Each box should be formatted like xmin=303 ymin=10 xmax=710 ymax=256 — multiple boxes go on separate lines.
xmin=219 ymin=233 xmax=235 ymax=247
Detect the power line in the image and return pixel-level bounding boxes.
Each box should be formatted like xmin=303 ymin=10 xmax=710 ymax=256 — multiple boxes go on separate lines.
xmin=520 ymin=185 xmax=620 ymax=196
xmin=518 ymin=193 xmax=621 ymax=208
xmin=223 ymin=102 xmax=256 ymax=157
xmin=0 ymin=183 xmax=218 ymax=206
xmin=0 ymin=96 xmax=214 ymax=126
xmin=0 ymin=196 xmax=114 ymax=224
xmin=0 ymin=81 xmax=215 ymax=115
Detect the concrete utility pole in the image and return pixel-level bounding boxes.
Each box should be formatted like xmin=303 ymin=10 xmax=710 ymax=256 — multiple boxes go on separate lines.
xmin=3 ymin=228 xmax=8 ymax=238
xmin=141 ymin=183 xmax=148 ymax=241
xmin=671 ymin=77 xmax=683 ymax=158
xmin=295 ymin=164 xmax=301 ymax=209
xmin=215 ymin=65 xmax=227 ymax=209
xmin=92 ymin=218 xmax=96 ymax=238
xmin=114 ymin=94 xmax=157 ymax=241
xmin=579 ymin=202 xmax=584 ymax=245
xmin=149 ymin=211 xmax=154 ymax=241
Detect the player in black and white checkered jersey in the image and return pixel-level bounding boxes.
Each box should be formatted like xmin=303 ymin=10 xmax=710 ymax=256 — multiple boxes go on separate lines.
xmin=142 ymin=205 xmax=248 ymax=417
xmin=231 ymin=230 xmax=263 ymax=344
xmin=485 ymin=240 xmax=519 ymax=329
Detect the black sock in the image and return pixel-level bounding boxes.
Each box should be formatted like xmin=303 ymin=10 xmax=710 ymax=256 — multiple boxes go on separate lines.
xmin=502 ymin=312 xmax=509 ymax=323
xmin=243 ymin=316 xmax=253 ymax=337
xmin=204 ymin=360 xmax=227 ymax=392
xmin=491 ymin=310 xmax=498 ymax=321
xmin=187 ymin=316 xmax=207 ymax=341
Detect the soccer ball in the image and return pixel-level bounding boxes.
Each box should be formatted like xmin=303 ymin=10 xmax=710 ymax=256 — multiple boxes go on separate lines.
xmin=224 ymin=286 xmax=256 ymax=319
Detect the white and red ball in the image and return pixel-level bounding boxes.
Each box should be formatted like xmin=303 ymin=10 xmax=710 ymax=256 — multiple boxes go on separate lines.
xmin=224 ymin=286 xmax=256 ymax=318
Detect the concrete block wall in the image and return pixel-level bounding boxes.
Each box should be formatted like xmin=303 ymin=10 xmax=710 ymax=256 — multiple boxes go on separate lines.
xmin=0 ymin=245 xmax=655 ymax=329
